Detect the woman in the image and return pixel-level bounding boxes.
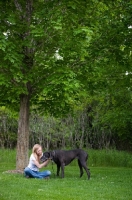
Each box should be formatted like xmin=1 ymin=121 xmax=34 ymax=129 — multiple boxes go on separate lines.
xmin=24 ymin=144 xmax=51 ymax=179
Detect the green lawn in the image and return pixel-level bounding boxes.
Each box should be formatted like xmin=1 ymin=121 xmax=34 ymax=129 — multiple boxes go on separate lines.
xmin=0 ymin=149 xmax=132 ymax=200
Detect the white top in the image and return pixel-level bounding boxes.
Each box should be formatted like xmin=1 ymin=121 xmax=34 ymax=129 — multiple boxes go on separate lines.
xmin=28 ymin=154 xmax=39 ymax=171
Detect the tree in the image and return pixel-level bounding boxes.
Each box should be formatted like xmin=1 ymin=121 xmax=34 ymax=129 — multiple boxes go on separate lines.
xmin=0 ymin=0 xmax=94 ymax=170
xmin=81 ymin=0 xmax=132 ymax=147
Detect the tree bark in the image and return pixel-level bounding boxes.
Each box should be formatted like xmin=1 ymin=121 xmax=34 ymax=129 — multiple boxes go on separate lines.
xmin=16 ymin=94 xmax=30 ymax=170
xmin=14 ymin=0 xmax=33 ymax=170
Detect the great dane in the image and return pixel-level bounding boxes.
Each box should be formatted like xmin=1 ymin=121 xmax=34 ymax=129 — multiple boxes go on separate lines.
xmin=40 ymin=149 xmax=90 ymax=179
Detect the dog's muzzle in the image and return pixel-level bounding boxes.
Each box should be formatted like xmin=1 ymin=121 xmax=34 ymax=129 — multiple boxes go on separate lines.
xmin=40 ymin=154 xmax=48 ymax=163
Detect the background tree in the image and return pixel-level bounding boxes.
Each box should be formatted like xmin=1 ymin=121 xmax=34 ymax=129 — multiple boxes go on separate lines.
xmin=77 ymin=0 xmax=132 ymax=147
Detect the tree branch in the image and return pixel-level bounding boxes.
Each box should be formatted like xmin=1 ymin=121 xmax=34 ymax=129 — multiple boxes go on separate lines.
xmin=14 ymin=0 xmax=22 ymax=12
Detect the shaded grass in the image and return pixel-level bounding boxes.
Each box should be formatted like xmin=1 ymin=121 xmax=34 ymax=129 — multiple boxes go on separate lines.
xmin=1 ymin=148 xmax=132 ymax=169
xmin=88 ymin=149 xmax=132 ymax=168
xmin=0 ymin=149 xmax=132 ymax=200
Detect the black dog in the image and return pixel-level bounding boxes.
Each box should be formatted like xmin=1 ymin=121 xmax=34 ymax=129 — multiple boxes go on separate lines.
xmin=40 ymin=149 xmax=90 ymax=179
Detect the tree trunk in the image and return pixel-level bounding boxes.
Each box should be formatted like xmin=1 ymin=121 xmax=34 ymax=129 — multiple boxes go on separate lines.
xmin=16 ymin=94 xmax=30 ymax=170
xmin=14 ymin=0 xmax=33 ymax=170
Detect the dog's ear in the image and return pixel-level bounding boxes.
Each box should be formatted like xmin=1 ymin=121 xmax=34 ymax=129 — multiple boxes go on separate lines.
xmin=44 ymin=152 xmax=49 ymax=157
xmin=49 ymin=151 xmax=54 ymax=160
xmin=44 ymin=151 xmax=51 ymax=158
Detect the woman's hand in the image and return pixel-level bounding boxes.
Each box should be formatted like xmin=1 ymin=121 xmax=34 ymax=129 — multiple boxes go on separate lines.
xmin=33 ymin=158 xmax=50 ymax=169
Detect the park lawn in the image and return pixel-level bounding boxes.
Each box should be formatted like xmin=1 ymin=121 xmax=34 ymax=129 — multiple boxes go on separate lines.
xmin=0 ymin=149 xmax=132 ymax=200
xmin=0 ymin=164 xmax=132 ymax=200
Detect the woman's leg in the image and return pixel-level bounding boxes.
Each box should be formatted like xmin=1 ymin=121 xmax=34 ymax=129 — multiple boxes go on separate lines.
xmin=39 ymin=170 xmax=51 ymax=178
xmin=24 ymin=167 xmax=43 ymax=179
xmin=24 ymin=167 xmax=51 ymax=179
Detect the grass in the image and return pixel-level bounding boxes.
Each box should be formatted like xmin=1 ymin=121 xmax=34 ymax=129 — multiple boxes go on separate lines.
xmin=0 ymin=149 xmax=132 ymax=200
xmin=88 ymin=149 xmax=132 ymax=167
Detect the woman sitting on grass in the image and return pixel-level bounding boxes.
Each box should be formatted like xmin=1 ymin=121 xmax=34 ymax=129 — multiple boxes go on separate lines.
xmin=24 ymin=144 xmax=51 ymax=179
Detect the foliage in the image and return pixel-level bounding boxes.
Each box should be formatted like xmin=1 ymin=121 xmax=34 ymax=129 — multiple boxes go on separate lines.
xmin=0 ymin=109 xmax=131 ymax=151
xmin=80 ymin=0 xmax=132 ymax=146
xmin=0 ymin=0 xmax=92 ymax=114
xmin=0 ymin=107 xmax=17 ymax=148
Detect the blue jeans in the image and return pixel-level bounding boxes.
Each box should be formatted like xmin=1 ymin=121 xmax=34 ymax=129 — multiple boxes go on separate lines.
xmin=24 ymin=167 xmax=51 ymax=179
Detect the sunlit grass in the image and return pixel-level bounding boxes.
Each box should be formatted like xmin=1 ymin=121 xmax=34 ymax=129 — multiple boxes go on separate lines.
xmin=0 ymin=149 xmax=132 ymax=200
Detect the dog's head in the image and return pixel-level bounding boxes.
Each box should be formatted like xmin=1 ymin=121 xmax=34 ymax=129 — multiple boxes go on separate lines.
xmin=40 ymin=151 xmax=53 ymax=163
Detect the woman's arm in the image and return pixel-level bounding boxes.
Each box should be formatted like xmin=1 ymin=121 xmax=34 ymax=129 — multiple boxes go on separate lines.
xmin=33 ymin=159 xmax=50 ymax=169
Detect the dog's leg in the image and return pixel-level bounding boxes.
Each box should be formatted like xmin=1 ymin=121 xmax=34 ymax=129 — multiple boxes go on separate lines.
xmin=84 ymin=166 xmax=90 ymax=180
xmin=61 ymin=163 xmax=65 ymax=178
xmin=80 ymin=161 xmax=90 ymax=180
xmin=78 ymin=159 xmax=84 ymax=177
xmin=57 ymin=164 xmax=60 ymax=176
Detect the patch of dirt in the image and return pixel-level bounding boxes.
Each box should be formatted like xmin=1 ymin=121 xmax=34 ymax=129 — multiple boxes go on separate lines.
xmin=3 ymin=170 xmax=24 ymax=174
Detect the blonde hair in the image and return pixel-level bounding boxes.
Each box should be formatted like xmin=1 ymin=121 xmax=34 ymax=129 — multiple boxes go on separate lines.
xmin=32 ymin=144 xmax=42 ymax=162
